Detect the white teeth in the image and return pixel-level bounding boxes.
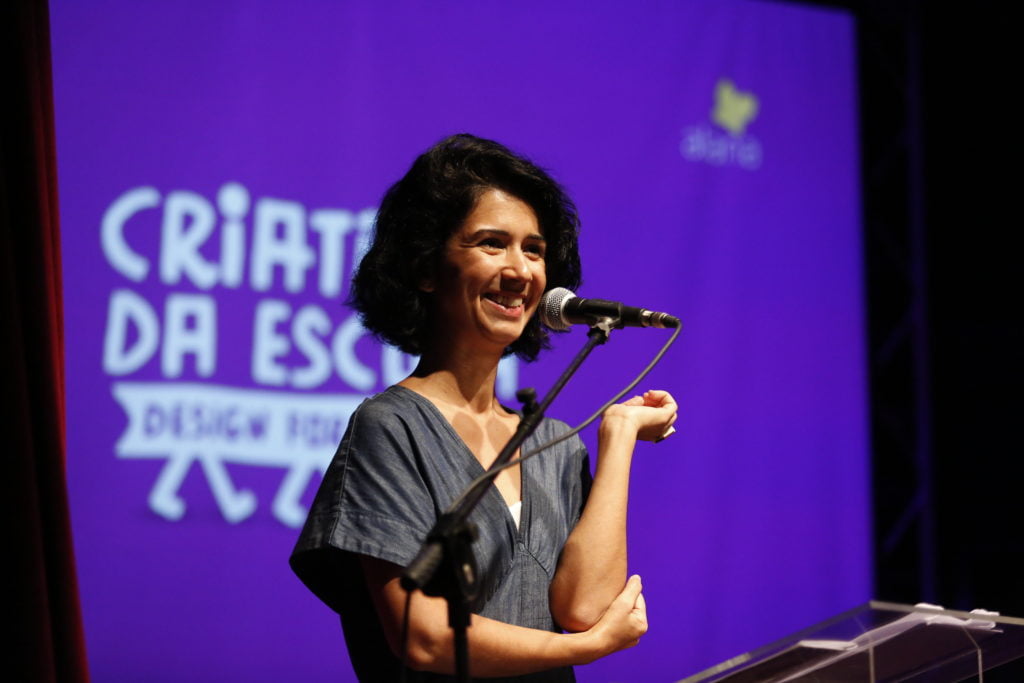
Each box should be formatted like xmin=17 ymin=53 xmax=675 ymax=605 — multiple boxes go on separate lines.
xmin=485 ymin=294 xmax=524 ymax=308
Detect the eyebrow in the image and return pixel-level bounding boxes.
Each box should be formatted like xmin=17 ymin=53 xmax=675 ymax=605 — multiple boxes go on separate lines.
xmin=469 ymin=228 xmax=546 ymax=242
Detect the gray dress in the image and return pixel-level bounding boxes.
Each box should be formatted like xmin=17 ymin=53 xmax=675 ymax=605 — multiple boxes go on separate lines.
xmin=291 ymin=385 xmax=592 ymax=682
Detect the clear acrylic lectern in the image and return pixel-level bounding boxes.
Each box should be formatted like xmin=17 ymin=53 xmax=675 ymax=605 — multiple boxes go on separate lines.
xmin=678 ymin=601 xmax=1024 ymax=682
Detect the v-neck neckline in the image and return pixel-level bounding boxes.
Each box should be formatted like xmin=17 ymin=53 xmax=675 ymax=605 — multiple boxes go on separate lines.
xmin=389 ymin=385 xmax=528 ymax=536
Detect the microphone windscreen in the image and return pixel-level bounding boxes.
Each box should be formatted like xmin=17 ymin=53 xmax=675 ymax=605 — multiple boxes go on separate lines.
xmin=539 ymin=287 xmax=575 ymax=331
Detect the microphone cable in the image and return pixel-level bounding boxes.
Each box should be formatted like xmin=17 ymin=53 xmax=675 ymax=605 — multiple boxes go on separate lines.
xmin=449 ymin=322 xmax=681 ymax=511
xmin=397 ymin=322 xmax=680 ymax=674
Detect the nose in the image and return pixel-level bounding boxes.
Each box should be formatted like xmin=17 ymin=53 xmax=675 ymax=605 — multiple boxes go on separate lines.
xmin=502 ymin=246 xmax=532 ymax=283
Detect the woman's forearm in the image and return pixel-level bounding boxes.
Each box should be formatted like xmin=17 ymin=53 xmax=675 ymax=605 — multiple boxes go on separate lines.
xmin=549 ymin=415 xmax=637 ymax=631
xmin=549 ymin=391 xmax=678 ymax=631
xmin=362 ymin=556 xmax=646 ymax=676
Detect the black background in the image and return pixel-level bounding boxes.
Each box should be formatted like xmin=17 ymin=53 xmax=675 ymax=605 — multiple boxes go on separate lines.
xmin=806 ymin=0 xmax=1021 ymax=677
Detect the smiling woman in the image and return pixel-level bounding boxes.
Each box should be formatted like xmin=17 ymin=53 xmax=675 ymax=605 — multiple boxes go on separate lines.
xmin=289 ymin=134 xmax=678 ymax=681
xmin=429 ymin=190 xmax=548 ymax=354
xmin=348 ymin=135 xmax=582 ymax=362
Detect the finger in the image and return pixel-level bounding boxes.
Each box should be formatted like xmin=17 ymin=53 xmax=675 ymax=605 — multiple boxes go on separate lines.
xmin=622 ymin=395 xmax=644 ymax=406
xmin=645 ymin=390 xmax=677 ymax=410
xmin=634 ymin=593 xmax=648 ymax=631
xmin=649 ymin=398 xmax=676 ymax=412
xmin=630 ymin=593 xmax=647 ymax=634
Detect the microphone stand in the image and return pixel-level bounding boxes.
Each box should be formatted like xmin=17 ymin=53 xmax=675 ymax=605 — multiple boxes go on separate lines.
xmin=400 ymin=318 xmax=619 ymax=682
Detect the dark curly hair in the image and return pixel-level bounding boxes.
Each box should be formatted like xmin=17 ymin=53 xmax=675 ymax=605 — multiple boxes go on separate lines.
xmin=350 ymin=134 xmax=582 ymax=361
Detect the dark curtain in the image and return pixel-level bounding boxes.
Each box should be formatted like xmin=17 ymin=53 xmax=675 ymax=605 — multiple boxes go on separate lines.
xmin=1 ymin=0 xmax=90 ymax=680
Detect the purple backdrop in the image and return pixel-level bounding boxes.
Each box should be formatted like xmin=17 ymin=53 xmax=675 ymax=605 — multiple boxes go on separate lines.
xmin=51 ymin=1 xmax=868 ymax=680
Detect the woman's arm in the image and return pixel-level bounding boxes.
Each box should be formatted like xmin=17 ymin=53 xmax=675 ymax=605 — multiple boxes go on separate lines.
xmin=362 ymin=556 xmax=648 ymax=676
xmin=549 ymin=390 xmax=677 ymax=632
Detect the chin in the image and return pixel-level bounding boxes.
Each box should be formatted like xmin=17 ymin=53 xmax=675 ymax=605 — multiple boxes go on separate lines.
xmin=478 ymin=323 xmax=527 ymax=351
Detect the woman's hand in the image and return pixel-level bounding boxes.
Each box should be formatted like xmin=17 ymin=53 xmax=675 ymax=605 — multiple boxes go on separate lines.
xmin=582 ymin=575 xmax=649 ymax=662
xmin=363 ymin=555 xmax=647 ymax=674
xmin=601 ymin=390 xmax=678 ymax=442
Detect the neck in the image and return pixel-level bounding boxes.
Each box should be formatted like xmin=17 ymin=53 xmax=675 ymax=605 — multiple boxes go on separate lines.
xmin=401 ymin=342 xmax=506 ymax=415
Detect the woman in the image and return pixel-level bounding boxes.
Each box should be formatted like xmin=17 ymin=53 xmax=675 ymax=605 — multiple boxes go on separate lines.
xmin=291 ymin=134 xmax=677 ymax=681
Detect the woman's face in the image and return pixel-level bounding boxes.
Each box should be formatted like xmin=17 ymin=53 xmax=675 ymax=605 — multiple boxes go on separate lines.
xmin=427 ymin=188 xmax=547 ymax=354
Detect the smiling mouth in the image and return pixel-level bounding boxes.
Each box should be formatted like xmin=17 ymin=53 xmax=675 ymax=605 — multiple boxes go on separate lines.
xmin=483 ymin=293 xmax=525 ymax=310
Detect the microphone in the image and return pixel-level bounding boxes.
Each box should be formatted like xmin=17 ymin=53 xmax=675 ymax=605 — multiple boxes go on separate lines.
xmin=539 ymin=287 xmax=681 ymax=331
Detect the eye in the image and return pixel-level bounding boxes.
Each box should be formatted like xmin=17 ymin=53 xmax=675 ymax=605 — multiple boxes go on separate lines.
xmin=525 ymin=242 xmax=546 ymax=259
xmin=478 ymin=237 xmax=504 ymax=250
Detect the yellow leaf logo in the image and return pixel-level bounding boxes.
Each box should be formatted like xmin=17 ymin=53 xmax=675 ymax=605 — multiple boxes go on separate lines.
xmin=711 ymin=79 xmax=759 ymax=137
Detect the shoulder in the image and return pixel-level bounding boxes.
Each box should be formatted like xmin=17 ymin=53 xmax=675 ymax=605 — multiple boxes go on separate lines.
xmin=351 ymin=385 xmax=418 ymax=422
xmin=337 ymin=386 xmax=462 ymax=478
xmin=345 ymin=386 xmax=432 ymax=439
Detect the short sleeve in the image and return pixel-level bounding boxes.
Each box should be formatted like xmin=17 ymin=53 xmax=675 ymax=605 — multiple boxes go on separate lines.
xmin=290 ymin=398 xmax=437 ymax=613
